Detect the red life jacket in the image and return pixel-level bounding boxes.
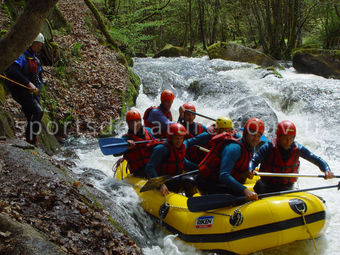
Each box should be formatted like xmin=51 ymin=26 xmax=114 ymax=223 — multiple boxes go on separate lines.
xmin=185 ymin=122 xmax=206 ymax=164
xmin=155 ymin=142 xmax=186 ymax=176
xmin=198 ymin=132 xmax=250 ymax=182
xmin=123 ymin=128 xmax=154 ymax=173
xmin=260 ymin=141 xmax=300 ymax=185
xmin=207 ymin=124 xmax=217 ymax=136
xmin=143 ymin=106 xmax=172 ymax=137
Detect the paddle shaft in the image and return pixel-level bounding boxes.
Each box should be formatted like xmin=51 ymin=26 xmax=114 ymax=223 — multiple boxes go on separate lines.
xmin=140 ymin=169 xmax=199 ymax=192
xmin=187 ymin=182 xmax=340 ymax=212
xmin=185 ymin=109 xmax=216 ymax=121
xmin=103 ymin=140 xmax=150 ymax=148
xmin=255 ymin=172 xmax=340 ymax=178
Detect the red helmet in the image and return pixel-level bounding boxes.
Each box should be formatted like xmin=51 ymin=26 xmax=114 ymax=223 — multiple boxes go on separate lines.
xmin=182 ymin=103 xmax=196 ymax=112
xmin=125 ymin=110 xmax=141 ymax=122
xmin=244 ymin=118 xmax=265 ymax=135
xmin=161 ymin=90 xmax=175 ymax=102
xmin=276 ymin=120 xmax=296 ymax=137
xmin=168 ymin=123 xmax=187 ymax=137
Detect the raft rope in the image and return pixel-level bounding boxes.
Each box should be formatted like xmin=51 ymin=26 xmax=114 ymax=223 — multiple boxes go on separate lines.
xmin=297 ymin=205 xmax=317 ymax=251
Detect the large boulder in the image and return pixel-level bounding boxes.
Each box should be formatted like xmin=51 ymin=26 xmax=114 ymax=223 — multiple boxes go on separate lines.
xmin=153 ymin=44 xmax=190 ymax=58
xmin=207 ymin=42 xmax=280 ymax=68
xmin=292 ymin=49 xmax=340 ymax=79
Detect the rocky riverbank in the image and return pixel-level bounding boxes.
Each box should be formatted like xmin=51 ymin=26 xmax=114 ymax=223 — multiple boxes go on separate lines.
xmin=0 ymin=137 xmax=142 ymax=254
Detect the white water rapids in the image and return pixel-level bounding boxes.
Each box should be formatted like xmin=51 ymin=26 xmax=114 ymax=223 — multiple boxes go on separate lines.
xmin=61 ymin=56 xmax=340 ymax=255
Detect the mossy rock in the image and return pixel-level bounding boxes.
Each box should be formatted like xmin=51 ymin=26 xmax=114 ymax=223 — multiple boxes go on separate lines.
xmin=0 ymin=82 xmax=6 ymax=105
xmin=0 ymin=108 xmax=15 ymax=138
xmin=99 ymin=68 xmax=140 ymax=137
xmin=37 ymin=113 xmax=61 ymax=155
xmin=153 ymin=44 xmax=191 ymax=58
xmin=207 ymin=42 xmax=280 ymax=68
xmin=292 ymin=49 xmax=340 ymax=79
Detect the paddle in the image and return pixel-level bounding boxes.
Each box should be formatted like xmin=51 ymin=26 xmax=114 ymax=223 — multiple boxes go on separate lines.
xmin=140 ymin=169 xmax=200 ymax=193
xmin=185 ymin=109 xmax=216 ymax=121
xmin=185 ymin=110 xmax=268 ymax=143
xmin=99 ymin=137 xmax=153 ymax=155
xmin=187 ymin=181 xmax=340 ymax=212
xmin=255 ymin=172 xmax=340 ymax=178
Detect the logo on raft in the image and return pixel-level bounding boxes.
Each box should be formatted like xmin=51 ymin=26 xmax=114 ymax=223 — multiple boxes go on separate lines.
xmin=195 ymin=216 xmax=214 ymax=229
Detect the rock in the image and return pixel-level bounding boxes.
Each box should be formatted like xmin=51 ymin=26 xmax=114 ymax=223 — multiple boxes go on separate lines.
xmin=0 ymin=213 xmax=67 ymax=255
xmin=0 ymin=139 xmax=143 ymax=254
xmin=292 ymin=49 xmax=340 ymax=79
xmin=229 ymin=96 xmax=278 ymax=136
xmin=207 ymin=42 xmax=280 ymax=68
xmin=153 ymin=44 xmax=191 ymax=58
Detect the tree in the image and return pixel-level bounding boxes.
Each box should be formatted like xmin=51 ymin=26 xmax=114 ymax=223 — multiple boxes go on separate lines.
xmin=0 ymin=0 xmax=59 ymax=74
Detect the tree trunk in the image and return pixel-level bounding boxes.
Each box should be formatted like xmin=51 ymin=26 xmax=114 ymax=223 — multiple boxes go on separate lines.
xmin=0 ymin=0 xmax=59 ymax=74
xmin=84 ymin=0 xmax=121 ymax=49
xmin=188 ymin=0 xmax=194 ymax=53
xmin=198 ymin=0 xmax=206 ymax=50
xmin=210 ymin=0 xmax=220 ymax=45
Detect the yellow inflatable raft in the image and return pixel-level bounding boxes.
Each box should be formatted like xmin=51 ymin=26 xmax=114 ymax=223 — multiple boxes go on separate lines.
xmin=114 ymin=161 xmax=329 ymax=254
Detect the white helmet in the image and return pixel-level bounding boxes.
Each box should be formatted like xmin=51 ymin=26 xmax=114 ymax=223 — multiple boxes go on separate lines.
xmin=33 ymin=33 xmax=45 ymax=43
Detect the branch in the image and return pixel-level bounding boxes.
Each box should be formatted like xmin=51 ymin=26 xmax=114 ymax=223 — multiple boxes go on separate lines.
xmin=135 ymin=0 xmax=172 ymax=23
xmin=83 ymin=0 xmax=121 ymax=49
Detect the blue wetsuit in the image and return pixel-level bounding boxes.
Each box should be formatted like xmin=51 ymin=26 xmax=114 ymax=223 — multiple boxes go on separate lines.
xmin=146 ymin=104 xmax=173 ymax=133
xmin=249 ymin=141 xmax=331 ymax=193
xmin=6 ymin=49 xmax=44 ymax=143
xmin=249 ymin=142 xmax=331 ymax=172
xmin=219 ymin=139 xmax=254 ymax=194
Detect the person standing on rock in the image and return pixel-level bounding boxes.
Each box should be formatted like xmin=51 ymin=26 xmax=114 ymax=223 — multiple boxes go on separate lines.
xmin=5 ymin=33 xmax=45 ymax=146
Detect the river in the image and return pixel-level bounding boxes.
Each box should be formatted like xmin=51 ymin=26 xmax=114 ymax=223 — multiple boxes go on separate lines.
xmin=62 ymin=56 xmax=340 ymax=255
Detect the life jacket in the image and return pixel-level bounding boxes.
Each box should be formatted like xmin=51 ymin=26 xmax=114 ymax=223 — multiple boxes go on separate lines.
xmin=123 ymin=128 xmax=154 ymax=173
xmin=260 ymin=141 xmax=300 ymax=185
xmin=199 ymin=132 xmax=250 ymax=182
xmin=207 ymin=124 xmax=217 ymax=136
xmin=23 ymin=51 xmax=42 ymax=88
xmin=143 ymin=105 xmax=172 ymax=137
xmin=185 ymin=122 xmax=206 ymax=164
xmin=149 ymin=141 xmax=186 ymax=176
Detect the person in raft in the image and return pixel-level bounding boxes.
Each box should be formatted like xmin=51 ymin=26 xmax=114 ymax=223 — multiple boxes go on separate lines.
xmin=145 ymin=123 xmax=211 ymax=196
xmin=196 ymin=118 xmax=266 ymax=201
xmin=249 ymin=120 xmax=334 ymax=194
xmin=178 ymin=103 xmax=207 ymax=164
xmin=120 ymin=109 xmax=155 ymax=178
xmin=143 ymin=89 xmax=174 ymax=138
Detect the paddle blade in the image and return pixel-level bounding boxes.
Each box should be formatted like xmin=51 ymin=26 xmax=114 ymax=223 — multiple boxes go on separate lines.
xmin=98 ymin=137 xmax=128 ymax=155
xmin=187 ymin=194 xmax=247 ymax=212
xmin=140 ymin=176 xmax=168 ymax=192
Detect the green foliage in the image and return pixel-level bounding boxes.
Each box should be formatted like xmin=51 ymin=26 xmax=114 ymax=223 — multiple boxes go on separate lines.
xmin=320 ymin=11 xmax=340 ymax=49
xmin=55 ymin=61 xmax=68 ymax=80
xmin=71 ymin=43 xmax=83 ymax=58
xmin=0 ymin=30 xmax=7 ymax=38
